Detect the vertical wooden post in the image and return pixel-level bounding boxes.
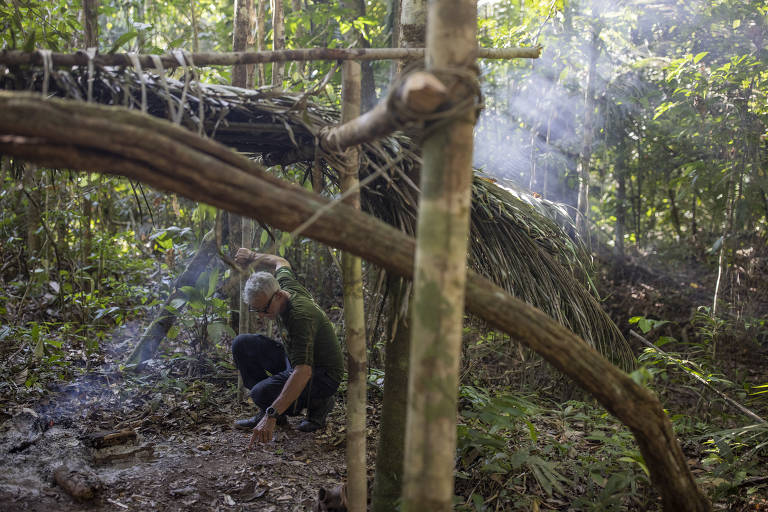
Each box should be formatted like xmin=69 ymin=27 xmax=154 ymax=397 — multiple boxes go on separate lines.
xmin=402 ymin=0 xmax=478 ymax=510
xmin=340 ymin=60 xmax=367 ymax=512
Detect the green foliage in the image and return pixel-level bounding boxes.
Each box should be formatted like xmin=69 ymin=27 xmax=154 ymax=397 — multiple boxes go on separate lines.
xmin=0 ymin=0 xmax=81 ymax=51
xmin=697 ymin=423 xmax=768 ymax=500
xmin=455 ymin=389 xmax=654 ymax=510
xmin=168 ymin=268 xmax=234 ymax=353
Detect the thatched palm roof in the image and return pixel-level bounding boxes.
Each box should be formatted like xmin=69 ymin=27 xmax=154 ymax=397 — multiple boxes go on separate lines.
xmin=0 ymin=64 xmax=633 ymax=369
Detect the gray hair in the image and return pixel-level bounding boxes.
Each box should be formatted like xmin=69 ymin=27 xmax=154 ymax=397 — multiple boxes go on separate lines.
xmin=243 ymin=272 xmax=280 ymax=305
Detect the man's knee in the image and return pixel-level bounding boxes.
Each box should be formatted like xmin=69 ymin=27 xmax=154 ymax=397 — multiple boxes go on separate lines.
xmin=231 ymin=334 xmax=250 ymax=356
xmin=249 ymin=381 xmax=274 ymax=409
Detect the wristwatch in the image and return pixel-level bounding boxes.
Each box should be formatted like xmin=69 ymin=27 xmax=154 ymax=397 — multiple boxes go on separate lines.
xmin=266 ymin=406 xmax=279 ymax=418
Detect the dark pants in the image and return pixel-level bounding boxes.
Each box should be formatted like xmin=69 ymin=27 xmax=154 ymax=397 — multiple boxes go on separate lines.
xmin=231 ymin=334 xmax=339 ymax=415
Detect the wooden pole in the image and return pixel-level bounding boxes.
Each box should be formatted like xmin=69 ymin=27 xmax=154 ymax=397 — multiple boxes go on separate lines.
xmin=0 ymin=47 xmax=541 ymax=68
xmin=339 ymin=60 xmax=367 ymax=512
xmin=401 ymin=0 xmax=478 ymax=508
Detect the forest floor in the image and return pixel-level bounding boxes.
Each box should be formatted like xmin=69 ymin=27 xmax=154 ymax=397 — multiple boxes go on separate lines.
xmin=0 ymin=320 xmax=360 ymax=511
xmin=1 ymin=249 xmax=768 ymax=511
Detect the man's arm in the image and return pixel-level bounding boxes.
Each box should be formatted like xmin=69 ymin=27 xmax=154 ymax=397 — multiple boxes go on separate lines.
xmin=249 ymin=364 xmax=312 ymax=446
xmin=234 ymin=248 xmax=290 ymax=272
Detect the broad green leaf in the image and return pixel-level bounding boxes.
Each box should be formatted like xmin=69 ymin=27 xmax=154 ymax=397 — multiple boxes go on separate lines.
xmin=109 ymin=30 xmax=138 ymax=54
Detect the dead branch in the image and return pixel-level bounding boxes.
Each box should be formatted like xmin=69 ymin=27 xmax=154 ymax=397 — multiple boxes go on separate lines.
xmin=0 ymin=46 xmax=541 ymax=69
xmin=53 ymin=466 xmax=100 ymax=502
xmin=0 ymin=92 xmax=709 ymax=511
xmin=85 ymin=429 xmax=137 ymax=449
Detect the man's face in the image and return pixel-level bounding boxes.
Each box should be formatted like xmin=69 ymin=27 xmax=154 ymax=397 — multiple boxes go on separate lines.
xmin=250 ymin=290 xmax=277 ymax=318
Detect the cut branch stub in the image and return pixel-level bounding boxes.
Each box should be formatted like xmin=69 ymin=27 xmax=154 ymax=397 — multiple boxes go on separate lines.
xmin=319 ymin=71 xmax=447 ymax=154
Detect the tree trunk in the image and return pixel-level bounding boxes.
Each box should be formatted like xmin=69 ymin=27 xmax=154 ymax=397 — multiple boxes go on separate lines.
xmin=233 ymin=0 xmax=253 ymax=359
xmin=81 ymin=189 xmax=93 ymax=266
xmin=614 ymin=147 xmax=626 ymax=266
xmin=190 ymin=1 xmax=200 ymax=53
xmin=667 ymin=186 xmax=683 ymax=241
xmin=83 ymin=0 xmax=99 ymax=50
xmin=0 ymin=93 xmax=712 ymax=511
xmin=256 ymin=0 xmax=267 ymax=85
xmin=233 ymin=0 xmax=252 ymax=88
xmin=399 ymin=0 xmax=426 ymax=49
xmin=127 ymin=230 xmax=221 ymax=364
xmin=271 ymin=0 xmax=285 ymax=89
xmin=339 ymin=60 xmax=367 ymax=512
xmin=23 ymin=165 xmax=41 ymax=258
xmin=576 ymin=23 xmax=599 ymax=238
xmin=402 ymin=0 xmax=477 ymax=509
xmin=712 ymin=171 xmax=735 ymax=318
xmin=371 ymin=275 xmax=411 ymax=512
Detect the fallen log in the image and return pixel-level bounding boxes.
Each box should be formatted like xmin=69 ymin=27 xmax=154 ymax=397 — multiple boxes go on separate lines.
xmin=0 ymin=92 xmax=710 ymax=511
xmin=84 ymin=429 xmax=137 ymax=449
xmin=91 ymin=444 xmax=155 ymax=464
xmin=52 ymin=466 xmax=100 ymax=502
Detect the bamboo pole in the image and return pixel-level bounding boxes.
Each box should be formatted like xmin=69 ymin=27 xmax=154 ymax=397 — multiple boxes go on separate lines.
xmin=402 ymin=0 xmax=477 ymax=508
xmin=0 ymin=46 xmax=541 ymax=68
xmin=339 ymin=60 xmax=367 ymax=512
xmin=0 ymin=92 xmax=711 ymax=511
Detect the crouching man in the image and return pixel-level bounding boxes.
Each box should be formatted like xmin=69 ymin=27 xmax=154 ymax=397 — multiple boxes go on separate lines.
xmin=232 ymin=248 xmax=344 ymax=447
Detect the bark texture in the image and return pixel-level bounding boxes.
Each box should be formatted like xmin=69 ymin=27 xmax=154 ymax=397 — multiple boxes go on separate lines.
xmin=233 ymin=0 xmax=252 ymax=88
xmin=82 ymin=0 xmax=99 ymax=50
xmin=0 ymin=92 xmax=711 ymax=511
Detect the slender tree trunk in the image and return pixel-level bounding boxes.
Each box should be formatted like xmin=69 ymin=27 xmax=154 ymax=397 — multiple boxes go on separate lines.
xmin=399 ymin=0 xmax=426 ymax=49
xmin=576 ymin=22 xmax=599 ymax=238
xmin=190 ymin=0 xmax=200 ymax=53
xmin=24 ymin=165 xmax=41 ymax=258
xmin=271 ymin=0 xmax=285 ymax=89
xmin=256 ymin=0 xmax=267 ymax=85
xmin=233 ymin=0 xmax=253 ymax=390
xmin=389 ymin=0 xmax=401 ymax=81
xmin=233 ymin=0 xmax=252 ymax=88
xmin=614 ymin=144 xmax=626 ymax=267
xmin=712 ymin=171 xmax=736 ymax=318
xmin=667 ymin=186 xmax=683 ymax=241
xmin=246 ymin=0 xmax=257 ymax=87
xmin=339 ymin=60 xmax=367 ymax=512
xmin=402 ymin=0 xmax=477 ymax=510
xmin=83 ymin=0 xmax=99 ymax=50
xmin=372 ymin=276 xmax=411 ymax=512
xmin=81 ymin=188 xmax=93 ymax=266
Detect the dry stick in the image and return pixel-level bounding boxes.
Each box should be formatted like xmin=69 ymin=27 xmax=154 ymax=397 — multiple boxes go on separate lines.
xmin=0 ymin=47 xmax=542 ymax=68
xmin=0 ymin=93 xmax=710 ymax=511
xmin=630 ymin=330 xmax=766 ymax=424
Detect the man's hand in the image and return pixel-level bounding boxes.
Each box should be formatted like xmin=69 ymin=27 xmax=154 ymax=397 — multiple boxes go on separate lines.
xmin=235 ymin=248 xmax=255 ymax=266
xmin=248 ymin=415 xmax=276 ymax=449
